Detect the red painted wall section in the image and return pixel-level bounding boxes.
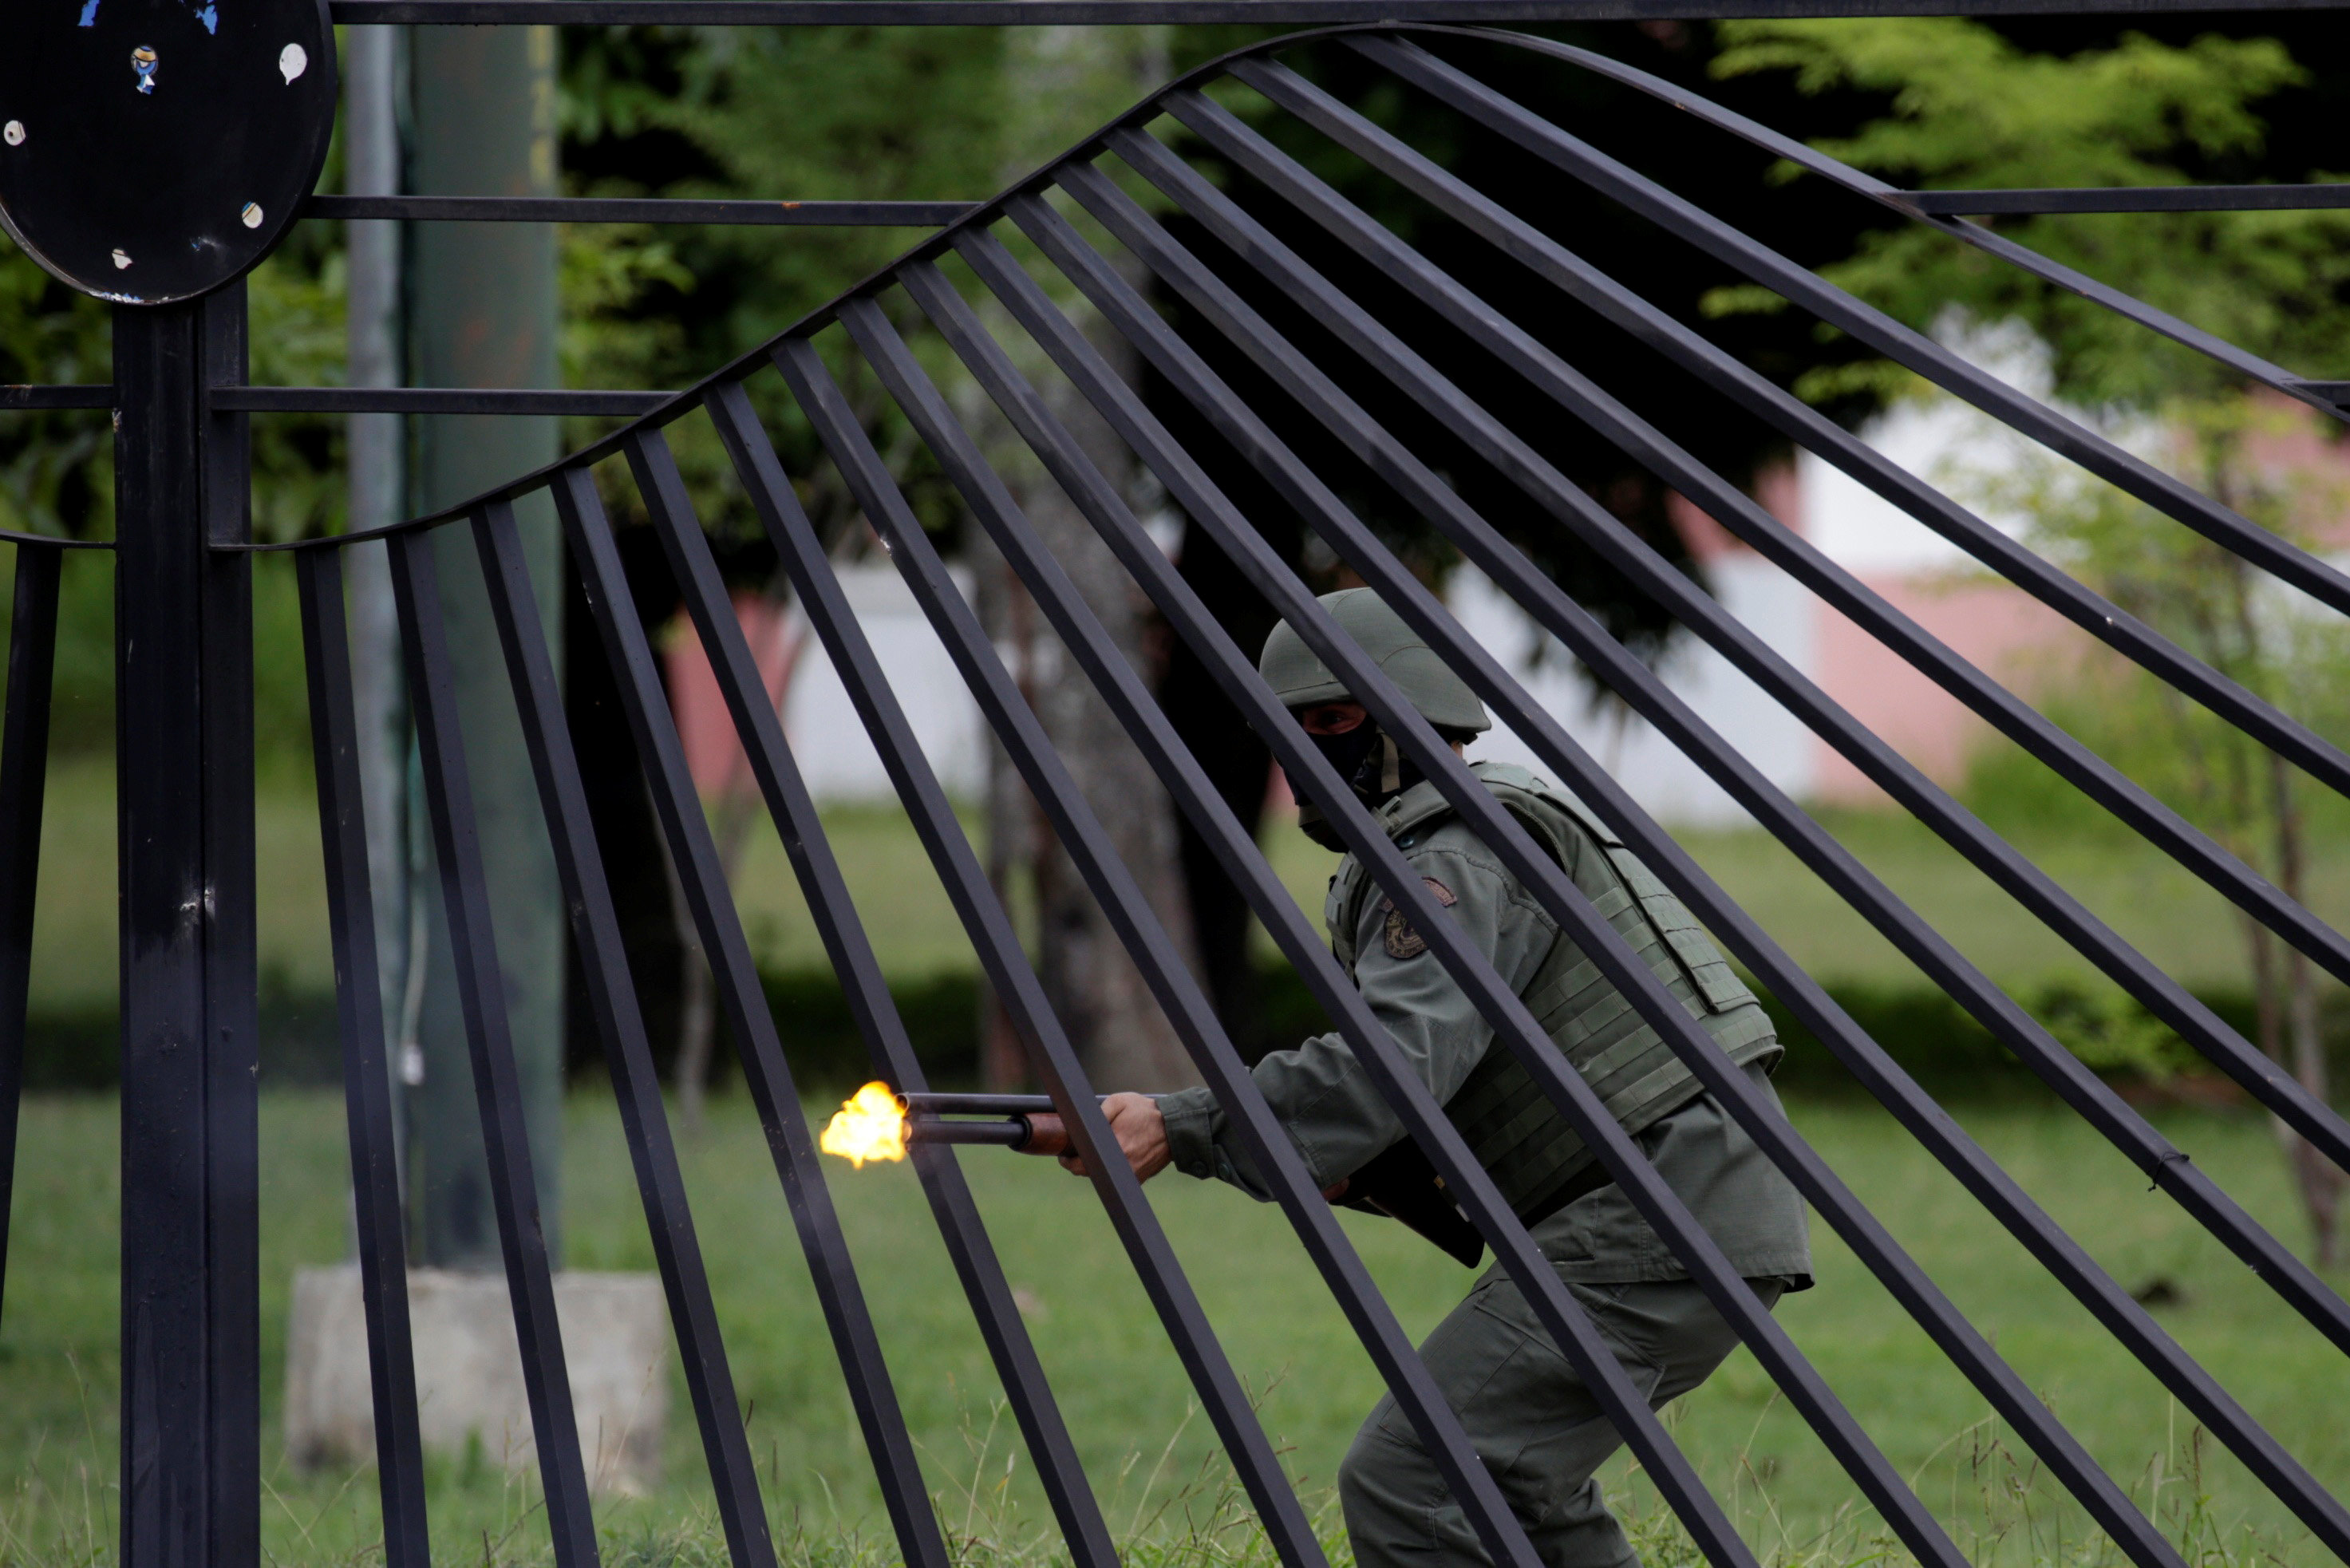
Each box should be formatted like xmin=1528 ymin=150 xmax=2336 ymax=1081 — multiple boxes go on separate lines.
xmin=664 ymin=591 xmax=797 ymax=796
xmin=1806 ymin=572 xmax=2074 ymax=803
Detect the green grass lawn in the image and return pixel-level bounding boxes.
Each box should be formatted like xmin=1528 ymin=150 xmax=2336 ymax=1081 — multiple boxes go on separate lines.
xmin=1 ymin=1089 xmax=2340 ymax=1566
xmin=29 ymin=747 xmax=2350 ymax=1015
xmin=1258 ymin=802 xmax=2350 ymax=997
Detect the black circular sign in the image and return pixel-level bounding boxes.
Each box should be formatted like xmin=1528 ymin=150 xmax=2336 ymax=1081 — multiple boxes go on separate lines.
xmin=0 ymin=0 xmax=335 ymax=304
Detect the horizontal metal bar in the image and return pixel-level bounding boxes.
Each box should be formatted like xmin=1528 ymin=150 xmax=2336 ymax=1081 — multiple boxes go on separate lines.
xmin=211 ymin=387 xmax=673 ymax=416
xmin=1 ymin=386 xmax=113 ymax=410
xmin=1899 ymin=184 xmax=2350 ymax=214
xmin=307 ymin=195 xmax=978 ymax=227
xmin=2288 ymin=380 xmax=2350 ymax=407
xmin=0 ymin=532 xmax=111 ymax=551
xmin=330 ymin=0 xmax=2350 ymax=21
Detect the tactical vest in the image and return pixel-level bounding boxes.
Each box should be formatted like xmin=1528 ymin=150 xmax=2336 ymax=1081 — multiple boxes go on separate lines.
xmin=1329 ymin=764 xmax=1780 ymax=1235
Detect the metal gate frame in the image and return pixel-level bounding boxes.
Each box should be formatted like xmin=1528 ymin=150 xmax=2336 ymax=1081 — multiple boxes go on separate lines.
xmin=3 ymin=9 xmax=2349 ymax=1567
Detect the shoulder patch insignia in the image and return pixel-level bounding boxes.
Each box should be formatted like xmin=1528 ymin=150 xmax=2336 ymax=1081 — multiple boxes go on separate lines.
xmin=1378 ymin=879 xmax=1455 ymax=959
xmin=1381 ymin=899 xmax=1426 ymax=959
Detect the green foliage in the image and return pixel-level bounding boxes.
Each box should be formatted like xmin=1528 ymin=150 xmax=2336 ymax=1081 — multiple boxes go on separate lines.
xmin=0 ymin=215 xmax=348 ymax=547
xmin=555 ymin=25 xmax=1171 ymax=556
xmin=1939 ymin=395 xmax=2350 ymax=978
xmin=0 ymin=266 xmax=109 ymax=539
xmin=1709 ymin=18 xmax=2350 ymax=409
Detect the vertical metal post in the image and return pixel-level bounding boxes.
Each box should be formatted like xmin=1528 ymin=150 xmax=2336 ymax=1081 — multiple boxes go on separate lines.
xmin=0 ymin=542 xmax=61 ymax=1328
xmin=471 ymin=500 xmax=776 ymax=1568
xmin=113 ymin=283 xmax=261 ymax=1568
xmin=389 ymin=527 xmax=600 ymax=1568
xmin=298 ymin=547 xmax=434 ymax=1568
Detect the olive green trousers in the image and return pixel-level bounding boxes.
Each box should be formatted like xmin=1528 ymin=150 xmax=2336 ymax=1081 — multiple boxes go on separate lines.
xmin=1339 ymin=1274 xmax=1781 ymax=1568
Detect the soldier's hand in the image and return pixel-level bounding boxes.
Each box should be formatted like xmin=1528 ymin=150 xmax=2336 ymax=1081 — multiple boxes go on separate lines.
xmin=1058 ymin=1092 xmax=1170 ymax=1183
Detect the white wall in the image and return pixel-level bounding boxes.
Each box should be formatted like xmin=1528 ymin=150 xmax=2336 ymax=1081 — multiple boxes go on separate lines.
xmin=1447 ymin=559 xmax=1818 ymax=827
xmin=781 ymin=563 xmax=988 ymax=802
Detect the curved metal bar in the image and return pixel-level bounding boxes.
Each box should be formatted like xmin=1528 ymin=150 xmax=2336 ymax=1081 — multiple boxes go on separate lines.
xmin=1023 ymin=152 xmax=2350 ymax=1358
xmin=1355 ymin=33 xmax=2350 ymax=624
xmin=1204 ymin=64 xmax=2350 ymax=815
xmin=619 ymin=428 xmax=1120 ymax=1568
xmin=1075 ymin=102 xmax=2350 ymax=1542
xmin=550 ymin=467 xmax=954 ymax=1568
xmin=972 ymin=208 xmax=1982 ymax=1568
xmin=814 ymin=304 xmax=1554 ymax=1568
xmin=215 ymin=23 xmax=1475 ymax=558
xmin=702 ymin=378 xmax=1333 ymax=1568
xmin=1135 ymin=82 xmax=2350 ymax=1162
xmin=1423 ymin=28 xmax=2340 ymax=417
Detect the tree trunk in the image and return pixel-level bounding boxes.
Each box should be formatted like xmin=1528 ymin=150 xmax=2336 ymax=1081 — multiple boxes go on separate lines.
xmin=2265 ymin=748 xmax=2345 ymax=1266
xmin=962 ymin=329 xmax=1202 ymax=1091
xmin=961 ymin=25 xmax=1198 ymax=1092
xmin=1024 ymin=433 xmax=1202 ymax=1091
xmin=974 ymin=533 xmax=1042 ymax=1092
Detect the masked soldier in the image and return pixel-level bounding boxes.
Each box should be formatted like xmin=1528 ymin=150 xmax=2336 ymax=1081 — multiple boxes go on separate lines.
xmin=1068 ymin=588 xmax=1812 ymax=1568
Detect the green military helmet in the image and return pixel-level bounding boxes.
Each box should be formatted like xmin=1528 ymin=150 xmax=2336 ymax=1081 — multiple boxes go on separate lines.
xmin=1258 ymin=588 xmax=1490 ymax=734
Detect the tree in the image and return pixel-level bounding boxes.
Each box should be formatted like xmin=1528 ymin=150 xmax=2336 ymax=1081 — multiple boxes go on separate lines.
xmin=1714 ymin=17 xmax=2350 ymax=1261
xmin=1975 ymin=403 xmax=2350 ymax=1263
xmin=560 ymin=26 xmax=1215 ymax=1095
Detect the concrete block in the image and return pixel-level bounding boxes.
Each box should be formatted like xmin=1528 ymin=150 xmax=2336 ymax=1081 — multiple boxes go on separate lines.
xmin=284 ymin=1266 xmax=669 ymax=1495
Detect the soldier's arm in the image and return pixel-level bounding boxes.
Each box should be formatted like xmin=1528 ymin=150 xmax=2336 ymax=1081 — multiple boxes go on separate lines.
xmin=1157 ymin=835 xmax=1559 ymax=1199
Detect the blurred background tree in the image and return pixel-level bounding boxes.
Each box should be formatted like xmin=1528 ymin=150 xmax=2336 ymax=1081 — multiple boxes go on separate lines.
xmin=10 ymin=14 xmax=2350 ymax=1120
xmin=1714 ymin=14 xmax=2350 ymax=1260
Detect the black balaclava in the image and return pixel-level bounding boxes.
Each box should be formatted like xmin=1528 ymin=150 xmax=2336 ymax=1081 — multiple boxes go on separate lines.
xmin=1285 ymin=717 xmax=1428 ymax=851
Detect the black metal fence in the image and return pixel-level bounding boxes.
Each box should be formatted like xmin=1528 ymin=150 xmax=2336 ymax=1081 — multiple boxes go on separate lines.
xmin=3 ymin=14 xmax=2349 ymax=1568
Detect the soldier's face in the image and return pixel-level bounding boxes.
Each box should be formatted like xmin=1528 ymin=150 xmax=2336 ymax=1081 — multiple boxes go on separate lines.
xmin=1296 ymin=701 xmax=1369 ymax=736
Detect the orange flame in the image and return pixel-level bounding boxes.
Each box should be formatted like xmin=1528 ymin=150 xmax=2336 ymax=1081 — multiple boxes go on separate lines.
xmin=820 ymin=1081 xmax=908 ymax=1168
